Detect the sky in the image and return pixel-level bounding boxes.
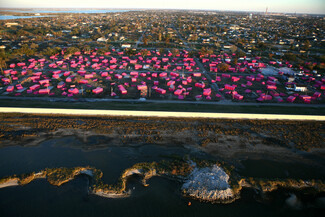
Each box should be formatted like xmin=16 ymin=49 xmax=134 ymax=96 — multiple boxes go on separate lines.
xmin=0 ymin=0 xmax=324 ymax=14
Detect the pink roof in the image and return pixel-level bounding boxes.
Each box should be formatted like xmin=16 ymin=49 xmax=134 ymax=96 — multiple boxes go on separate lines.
xmin=6 ymin=86 xmax=14 ymax=92
xmin=156 ymin=88 xmax=166 ymax=94
xmin=93 ymin=87 xmax=103 ymax=94
xmin=203 ymin=88 xmax=211 ymax=96
xmin=39 ymin=88 xmax=50 ymax=94
xmin=68 ymin=88 xmax=79 ymax=94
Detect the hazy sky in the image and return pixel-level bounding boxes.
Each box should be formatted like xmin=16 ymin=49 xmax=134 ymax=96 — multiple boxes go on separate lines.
xmin=0 ymin=0 xmax=324 ymax=14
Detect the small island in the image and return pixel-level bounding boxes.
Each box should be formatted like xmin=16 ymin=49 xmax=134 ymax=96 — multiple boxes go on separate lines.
xmin=1 ymin=158 xmax=324 ymax=203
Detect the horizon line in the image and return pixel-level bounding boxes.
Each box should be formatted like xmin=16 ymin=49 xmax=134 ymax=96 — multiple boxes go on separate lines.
xmin=0 ymin=7 xmax=324 ymax=15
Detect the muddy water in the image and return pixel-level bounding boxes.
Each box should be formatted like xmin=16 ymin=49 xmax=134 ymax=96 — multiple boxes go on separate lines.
xmin=0 ymin=136 xmax=323 ymax=217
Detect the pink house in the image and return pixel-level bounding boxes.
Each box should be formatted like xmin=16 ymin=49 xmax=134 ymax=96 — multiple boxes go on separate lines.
xmin=30 ymin=84 xmax=40 ymax=91
xmin=16 ymin=84 xmax=23 ymax=90
xmin=115 ymin=74 xmax=123 ymax=79
xmin=118 ymin=85 xmax=127 ymax=94
xmin=234 ymin=94 xmax=243 ymax=100
xmin=93 ymin=87 xmax=103 ymax=94
xmin=64 ymin=71 xmax=71 ymax=77
xmin=203 ymin=88 xmax=211 ymax=96
xmin=85 ymin=74 xmax=94 ymax=79
xmin=39 ymin=88 xmax=50 ymax=94
xmin=101 ymin=72 xmax=108 ymax=77
xmin=267 ymin=85 xmax=277 ymax=90
xmin=130 ymin=71 xmax=139 ymax=76
xmin=6 ymin=86 xmax=14 ymax=92
xmin=79 ymin=79 xmax=88 ymax=84
xmin=57 ymin=81 xmax=65 ymax=89
xmin=167 ymin=80 xmax=175 ymax=86
xmin=174 ymin=89 xmax=183 ymax=95
xmin=137 ymin=85 xmax=147 ymax=91
xmin=195 ymin=83 xmax=205 ymax=88
xmin=225 ymin=84 xmax=236 ymax=91
xmin=68 ymin=88 xmax=79 ymax=94
xmin=159 ymin=72 xmax=167 ymax=78
xmin=156 ymin=88 xmax=166 ymax=94
xmin=313 ymin=92 xmax=321 ymax=98
xmin=287 ymin=96 xmax=296 ymax=102
xmin=222 ymin=74 xmax=231 ymax=78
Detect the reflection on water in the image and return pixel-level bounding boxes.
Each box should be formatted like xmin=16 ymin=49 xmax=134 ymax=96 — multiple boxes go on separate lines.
xmin=0 ymin=137 xmax=324 ymax=217
xmin=239 ymin=159 xmax=325 ymax=180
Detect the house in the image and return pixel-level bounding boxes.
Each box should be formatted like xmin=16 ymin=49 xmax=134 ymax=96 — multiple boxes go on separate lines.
xmin=285 ymin=83 xmax=295 ymax=91
xmin=287 ymin=76 xmax=295 ymax=82
xmin=121 ymin=44 xmax=131 ymax=48
xmin=5 ymin=23 xmax=19 ymax=28
xmin=97 ymin=37 xmax=107 ymax=42
xmin=294 ymin=84 xmax=308 ymax=92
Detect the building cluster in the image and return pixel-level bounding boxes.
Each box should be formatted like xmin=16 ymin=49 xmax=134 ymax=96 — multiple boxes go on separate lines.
xmin=0 ymin=10 xmax=324 ymax=104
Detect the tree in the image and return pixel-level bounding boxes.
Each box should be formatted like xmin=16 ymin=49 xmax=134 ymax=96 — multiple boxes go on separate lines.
xmin=303 ymin=40 xmax=311 ymax=50
xmin=218 ymin=63 xmax=230 ymax=72
xmin=0 ymin=56 xmax=8 ymax=75
xmin=284 ymin=53 xmax=297 ymax=61
xmin=230 ymin=45 xmax=237 ymax=53
xmin=171 ymin=48 xmax=180 ymax=57
xmin=232 ymin=58 xmax=238 ymax=66
xmin=30 ymin=43 xmax=39 ymax=50
xmin=140 ymin=49 xmax=148 ymax=57
xmin=236 ymin=50 xmax=246 ymax=58
xmin=143 ymin=37 xmax=148 ymax=46
xmin=42 ymin=47 xmax=56 ymax=56
xmin=66 ymin=47 xmax=80 ymax=55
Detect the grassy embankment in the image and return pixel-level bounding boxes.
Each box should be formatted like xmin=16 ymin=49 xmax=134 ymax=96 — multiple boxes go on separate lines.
xmin=0 ymin=113 xmax=324 ymax=151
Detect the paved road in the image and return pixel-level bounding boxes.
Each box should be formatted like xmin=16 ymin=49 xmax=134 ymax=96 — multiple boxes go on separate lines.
xmin=194 ymin=58 xmax=225 ymax=99
xmin=1 ymin=95 xmax=325 ymax=108
xmin=0 ymin=107 xmax=324 ymax=121
xmin=135 ymin=23 xmax=150 ymax=48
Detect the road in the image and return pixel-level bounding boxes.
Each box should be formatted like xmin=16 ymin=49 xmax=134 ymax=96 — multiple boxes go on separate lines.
xmin=1 ymin=95 xmax=325 ymax=108
xmin=194 ymin=57 xmax=225 ymax=99
xmin=135 ymin=23 xmax=150 ymax=48
xmin=170 ymin=24 xmax=224 ymax=99
xmin=0 ymin=107 xmax=324 ymax=121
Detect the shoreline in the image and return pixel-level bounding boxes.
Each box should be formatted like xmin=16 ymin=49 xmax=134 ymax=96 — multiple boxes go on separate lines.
xmin=0 ymin=161 xmax=324 ymax=203
xmin=0 ymin=179 xmax=19 ymax=188
xmin=92 ymin=190 xmax=131 ymax=198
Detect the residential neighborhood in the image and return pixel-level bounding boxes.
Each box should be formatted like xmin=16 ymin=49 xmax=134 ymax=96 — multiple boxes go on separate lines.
xmin=0 ymin=10 xmax=324 ymax=104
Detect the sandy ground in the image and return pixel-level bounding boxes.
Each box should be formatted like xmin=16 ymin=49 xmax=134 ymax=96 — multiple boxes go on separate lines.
xmin=182 ymin=165 xmax=234 ymax=201
xmin=0 ymin=179 xmax=19 ymax=188
xmin=92 ymin=190 xmax=130 ymax=198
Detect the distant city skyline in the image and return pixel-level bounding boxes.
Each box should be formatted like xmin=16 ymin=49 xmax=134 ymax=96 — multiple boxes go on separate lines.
xmin=0 ymin=0 xmax=324 ymax=14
